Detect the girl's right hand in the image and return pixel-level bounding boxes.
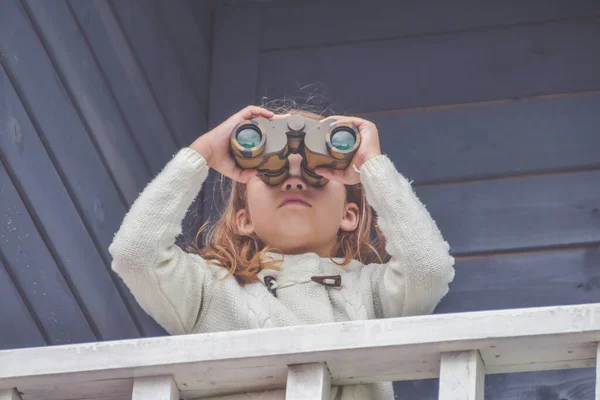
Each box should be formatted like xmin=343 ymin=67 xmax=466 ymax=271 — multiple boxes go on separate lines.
xmin=189 ymin=105 xmax=274 ymax=183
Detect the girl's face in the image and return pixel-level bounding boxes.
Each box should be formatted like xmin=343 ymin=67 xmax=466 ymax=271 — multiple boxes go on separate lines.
xmin=236 ymin=154 xmax=360 ymax=257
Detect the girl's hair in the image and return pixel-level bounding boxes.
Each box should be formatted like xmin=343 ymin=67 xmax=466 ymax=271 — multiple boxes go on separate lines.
xmin=191 ymin=108 xmax=389 ymax=284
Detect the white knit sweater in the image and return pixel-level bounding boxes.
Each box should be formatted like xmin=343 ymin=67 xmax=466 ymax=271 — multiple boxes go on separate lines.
xmin=109 ymin=147 xmax=455 ymax=400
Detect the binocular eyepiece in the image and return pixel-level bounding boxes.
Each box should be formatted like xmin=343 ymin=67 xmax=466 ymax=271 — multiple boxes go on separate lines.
xmin=230 ymin=115 xmax=360 ymax=186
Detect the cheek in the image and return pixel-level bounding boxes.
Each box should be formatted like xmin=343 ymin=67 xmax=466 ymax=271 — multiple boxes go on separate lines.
xmin=318 ymin=184 xmax=347 ymax=218
xmin=246 ymin=183 xmax=277 ymax=220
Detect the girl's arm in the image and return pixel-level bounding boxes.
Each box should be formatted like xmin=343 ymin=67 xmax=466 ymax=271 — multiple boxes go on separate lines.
xmin=109 ymin=147 xmax=212 ymax=335
xmin=360 ymin=155 xmax=456 ymax=318
xmin=109 ymin=106 xmax=275 ymax=335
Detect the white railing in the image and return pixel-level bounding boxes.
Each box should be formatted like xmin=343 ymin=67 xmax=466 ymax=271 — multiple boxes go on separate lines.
xmin=1 ymin=304 xmax=600 ymax=400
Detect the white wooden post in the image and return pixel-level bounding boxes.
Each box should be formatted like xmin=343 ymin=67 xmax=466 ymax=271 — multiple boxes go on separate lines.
xmin=0 ymin=389 xmax=21 ymax=400
xmin=286 ymin=362 xmax=331 ymax=400
xmin=132 ymin=376 xmax=179 ymax=400
xmin=595 ymin=343 xmax=600 ymax=400
xmin=439 ymin=350 xmax=485 ymax=400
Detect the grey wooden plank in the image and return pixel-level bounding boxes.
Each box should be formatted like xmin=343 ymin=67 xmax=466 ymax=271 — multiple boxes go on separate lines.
xmin=20 ymin=378 xmax=133 ymax=400
xmin=0 ymin=0 xmax=165 ymax=339
xmin=203 ymin=5 xmax=261 ymax=222
xmin=366 ymin=92 xmax=600 ymax=184
xmin=436 ymin=247 xmax=600 ymax=313
xmin=0 ymin=62 xmax=140 ymax=341
xmin=258 ymin=19 xmax=600 ymax=113
xmin=393 ymin=368 xmax=595 ymax=400
xmin=189 ymin=0 xmax=216 ymax=50
xmin=260 ymin=0 xmax=600 ymax=50
xmin=417 ymin=170 xmax=600 ymax=255
xmin=0 ymin=258 xmax=46 ymax=350
xmin=21 ymin=0 xmax=151 ymax=205
xmin=66 ymin=0 xmax=178 ymax=177
xmin=394 ymin=247 xmax=600 ymax=397
xmin=0 ymin=161 xmax=95 ymax=345
xmin=109 ymin=0 xmax=207 ymax=148
xmin=152 ymin=0 xmax=210 ymax=115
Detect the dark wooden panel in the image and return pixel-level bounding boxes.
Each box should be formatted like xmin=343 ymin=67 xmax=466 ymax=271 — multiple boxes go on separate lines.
xmin=152 ymin=0 xmax=210 ymax=115
xmin=22 ymin=0 xmax=151 ymax=204
xmin=204 ymin=5 xmax=262 ymax=222
xmin=416 ymin=170 xmax=600 ymax=255
xmin=436 ymin=247 xmax=600 ymax=313
xmin=260 ymin=0 xmax=600 ymax=50
xmin=394 ymin=368 xmax=594 ymax=400
xmin=0 ymin=65 xmax=142 ymax=341
xmin=0 ymin=0 xmax=165 ymax=339
xmin=67 ymin=0 xmax=178 ymax=177
xmin=393 ymin=248 xmax=600 ymax=397
xmin=366 ymin=92 xmax=600 ymax=184
xmin=0 ymin=161 xmax=95 ymax=345
xmin=189 ymin=0 xmax=216 ymax=50
xmin=0 ymin=258 xmax=46 ymax=350
xmin=109 ymin=0 xmax=207 ymax=148
xmin=258 ymin=19 xmax=600 ymax=113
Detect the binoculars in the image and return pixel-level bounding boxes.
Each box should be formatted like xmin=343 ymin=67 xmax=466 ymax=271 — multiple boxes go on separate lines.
xmin=230 ymin=115 xmax=361 ymax=186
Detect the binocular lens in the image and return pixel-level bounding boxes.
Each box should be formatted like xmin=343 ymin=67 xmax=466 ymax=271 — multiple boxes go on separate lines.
xmin=330 ymin=128 xmax=356 ymax=151
xmin=236 ymin=127 xmax=262 ymax=149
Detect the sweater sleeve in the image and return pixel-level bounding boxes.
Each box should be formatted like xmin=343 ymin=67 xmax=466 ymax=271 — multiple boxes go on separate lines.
xmin=359 ymin=155 xmax=455 ymax=318
xmin=108 ymin=147 xmax=212 ymax=335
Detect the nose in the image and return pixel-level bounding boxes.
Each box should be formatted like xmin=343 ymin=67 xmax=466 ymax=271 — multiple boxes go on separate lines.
xmin=281 ymin=154 xmax=306 ymax=191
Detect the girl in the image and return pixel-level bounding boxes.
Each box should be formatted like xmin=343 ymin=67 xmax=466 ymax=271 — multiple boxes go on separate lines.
xmin=109 ymin=105 xmax=455 ymax=400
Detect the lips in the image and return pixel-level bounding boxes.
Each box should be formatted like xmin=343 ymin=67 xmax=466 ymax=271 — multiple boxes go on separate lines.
xmin=279 ymin=194 xmax=311 ymax=208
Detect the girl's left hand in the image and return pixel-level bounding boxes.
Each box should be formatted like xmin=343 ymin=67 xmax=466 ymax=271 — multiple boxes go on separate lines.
xmin=314 ymin=116 xmax=382 ymax=185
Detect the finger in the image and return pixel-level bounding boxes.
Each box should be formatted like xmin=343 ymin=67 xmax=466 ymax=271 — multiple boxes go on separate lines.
xmin=229 ymin=166 xmax=259 ymax=184
xmin=237 ymin=168 xmax=259 ymax=183
xmin=330 ymin=116 xmax=366 ymax=127
xmin=270 ymin=113 xmax=292 ymax=120
xmin=238 ymin=106 xmax=274 ymax=120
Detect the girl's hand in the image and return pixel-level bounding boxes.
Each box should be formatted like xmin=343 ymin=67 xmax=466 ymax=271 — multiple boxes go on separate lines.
xmin=189 ymin=105 xmax=275 ymax=183
xmin=315 ymin=116 xmax=382 ymax=185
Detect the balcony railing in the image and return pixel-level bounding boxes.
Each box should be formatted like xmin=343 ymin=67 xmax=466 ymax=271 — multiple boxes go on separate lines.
xmin=1 ymin=303 xmax=599 ymax=399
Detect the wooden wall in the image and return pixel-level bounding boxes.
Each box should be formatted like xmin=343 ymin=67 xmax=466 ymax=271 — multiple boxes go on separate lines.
xmin=0 ymin=0 xmax=210 ymax=347
xmin=205 ymin=0 xmax=600 ymax=399
xmin=1 ymin=0 xmax=599 ymax=398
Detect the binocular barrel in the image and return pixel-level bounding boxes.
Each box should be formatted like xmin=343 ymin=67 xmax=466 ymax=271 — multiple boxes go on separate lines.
xmin=230 ymin=115 xmax=360 ymax=186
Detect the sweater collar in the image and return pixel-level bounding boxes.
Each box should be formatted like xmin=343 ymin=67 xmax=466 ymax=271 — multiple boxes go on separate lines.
xmin=257 ymin=251 xmax=347 ymax=281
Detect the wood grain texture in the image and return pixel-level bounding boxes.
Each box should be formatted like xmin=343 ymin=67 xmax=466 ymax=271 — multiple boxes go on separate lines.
xmin=596 ymin=344 xmax=600 ymax=400
xmin=258 ymin=19 xmax=600 ymax=113
xmin=259 ymin=0 xmax=600 ymax=50
xmin=152 ymin=0 xmax=210 ymax=115
xmin=394 ymin=368 xmax=596 ymax=400
xmin=23 ymin=0 xmax=176 ymax=337
xmin=0 ymin=162 xmax=94 ymax=345
xmin=66 ymin=0 xmax=179 ymax=177
xmin=203 ymin=5 xmax=262 ymax=222
xmin=286 ymin=363 xmax=331 ymax=400
xmin=17 ymin=0 xmax=152 ymax=204
xmin=0 ymin=3 xmax=152 ymax=340
xmin=439 ymin=351 xmax=484 ymax=400
xmin=416 ymin=170 xmax=600 ymax=255
xmin=0 ymin=389 xmax=21 ymax=400
xmin=2 ymin=304 xmax=600 ymax=398
xmin=436 ymin=247 xmax=600 ymax=314
xmin=132 ymin=376 xmax=178 ymax=400
xmin=0 ymin=259 xmax=45 ymax=350
xmin=365 ymin=92 xmax=600 ymax=184
xmin=20 ymin=379 xmax=133 ymax=400
xmin=109 ymin=0 xmax=207 ymax=148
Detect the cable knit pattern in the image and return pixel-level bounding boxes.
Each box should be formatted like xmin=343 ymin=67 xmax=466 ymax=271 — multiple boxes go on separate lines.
xmin=109 ymin=147 xmax=455 ymax=400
